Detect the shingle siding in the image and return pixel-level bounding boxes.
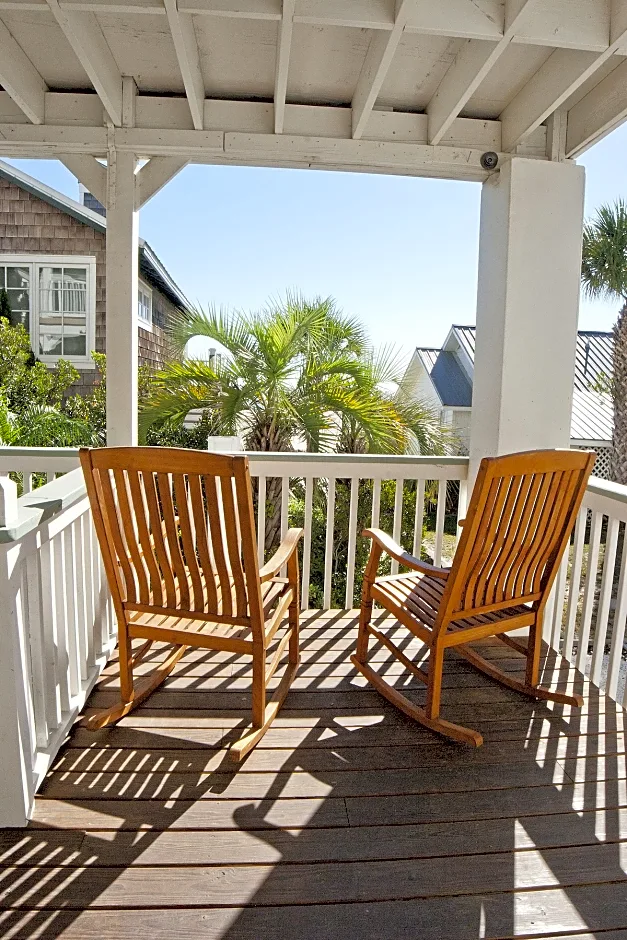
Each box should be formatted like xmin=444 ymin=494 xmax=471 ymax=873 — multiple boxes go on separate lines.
xmin=0 ymin=177 xmax=172 ymax=397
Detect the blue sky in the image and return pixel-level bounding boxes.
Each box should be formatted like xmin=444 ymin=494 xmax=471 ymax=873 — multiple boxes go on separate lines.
xmin=6 ymin=122 xmax=627 ymax=361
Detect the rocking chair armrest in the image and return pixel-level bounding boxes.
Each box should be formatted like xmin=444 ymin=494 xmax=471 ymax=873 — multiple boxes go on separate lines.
xmin=259 ymin=527 xmax=304 ymax=582
xmin=363 ymin=528 xmax=450 ymax=580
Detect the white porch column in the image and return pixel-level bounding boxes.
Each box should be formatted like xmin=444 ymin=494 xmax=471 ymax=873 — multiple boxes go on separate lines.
xmin=469 ymin=157 xmax=585 ymax=479
xmin=106 ymin=148 xmax=139 ymax=446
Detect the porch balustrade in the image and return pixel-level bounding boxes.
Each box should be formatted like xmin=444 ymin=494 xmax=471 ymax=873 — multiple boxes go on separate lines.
xmin=1 ymin=446 xmax=626 ymax=826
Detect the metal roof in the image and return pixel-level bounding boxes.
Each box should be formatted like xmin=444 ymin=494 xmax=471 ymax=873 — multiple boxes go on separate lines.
xmin=416 ymin=325 xmax=614 ymax=443
xmin=416 ymin=348 xmax=440 ymax=373
xmin=429 ymin=350 xmax=473 ymax=408
xmin=0 ymin=159 xmax=189 ymax=310
xmin=571 ymin=389 xmax=613 ymax=444
xmin=448 ymin=325 xmax=614 ymax=392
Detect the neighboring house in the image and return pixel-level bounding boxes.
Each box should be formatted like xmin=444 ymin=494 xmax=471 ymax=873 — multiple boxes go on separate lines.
xmin=0 ymin=160 xmax=188 ymax=397
xmin=400 ymin=325 xmax=614 ymax=478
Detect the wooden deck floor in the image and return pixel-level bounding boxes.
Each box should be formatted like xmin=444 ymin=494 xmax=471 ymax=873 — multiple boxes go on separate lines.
xmin=1 ymin=610 xmax=627 ymax=939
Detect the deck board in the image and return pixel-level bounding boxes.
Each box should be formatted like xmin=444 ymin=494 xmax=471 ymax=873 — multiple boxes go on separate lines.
xmin=2 ymin=611 xmax=627 ymax=939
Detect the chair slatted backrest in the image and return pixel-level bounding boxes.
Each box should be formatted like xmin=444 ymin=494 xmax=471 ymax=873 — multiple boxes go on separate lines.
xmin=80 ymin=447 xmax=264 ymax=634
xmin=435 ymin=450 xmax=595 ymax=633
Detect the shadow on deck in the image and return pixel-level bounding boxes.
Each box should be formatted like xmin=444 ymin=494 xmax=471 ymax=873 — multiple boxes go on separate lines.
xmin=1 ymin=611 xmax=627 ymax=939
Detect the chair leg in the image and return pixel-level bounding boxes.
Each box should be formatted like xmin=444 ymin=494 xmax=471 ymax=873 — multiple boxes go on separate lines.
xmin=117 ymin=619 xmax=134 ymax=703
xmin=525 ymin=614 xmax=543 ymax=689
xmin=355 ymin=584 xmax=374 ymax=663
xmin=82 ymin=641 xmax=187 ymax=730
xmin=251 ymin=645 xmax=266 ymax=728
xmin=425 ymin=642 xmax=444 ymax=720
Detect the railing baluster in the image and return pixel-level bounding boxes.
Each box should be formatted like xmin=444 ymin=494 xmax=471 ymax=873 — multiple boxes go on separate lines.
xmin=280 ymin=476 xmax=289 ymax=541
xmin=456 ymin=479 xmax=467 ymax=540
xmin=39 ymin=539 xmax=62 ymax=729
xmin=256 ymin=475 xmax=266 ymax=565
xmin=608 ymin=526 xmax=627 ymax=702
xmin=345 ymin=477 xmax=359 ymax=609
xmin=64 ymin=524 xmax=81 ymax=698
xmin=24 ymin=554 xmax=49 ymax=747
xmin=563 ymin=507 xmax=586 ymax=662
xmin=53 ymin=530 xmax=71 ymax=714
xmin=590 ymin=515 xmax=619 ymax=687
xmin=576 ymin=510 xmax=603 ymax=675
xmin=433 ymin=480 xmax=446 ymax=567
xmin=22 ymin=470 xmax=33 ymax=495
xmin=323 ymin=477 xmax=336 ymax=610
xmin=549 ymin=552 xmax=569 ymax=652
xmin=301 ymin=476 xmax=314 ymax=611
xmin=371 ymin=478 xmax=381 ymax=529
xmin=390 ymin=478 xmax=404 ymax=576
xmin=413 ymin=480 xmax=425 ymax=558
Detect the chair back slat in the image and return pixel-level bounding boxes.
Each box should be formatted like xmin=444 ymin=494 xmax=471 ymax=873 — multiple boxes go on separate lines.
xmin=172 ymin=473 xmax=205 ymax=612
xmin=80 ymin=447 xmax=262 ymax=632
xmin=112 ymin=468 xmax=151 ymax=605
xmin=141 ymin=468 xmax=178 ymax=608
xmin=438 ymin=450 xmax=595 ymax=631
xmin=219 ymin=474 xmax=249 ymax=619
xmin=126 ymin=469 xmax=165 ymax=607
xmin=187 ymin=474 xmax=219 ymax=611
xmin=205 ymin=473 xmax=235 ymax=616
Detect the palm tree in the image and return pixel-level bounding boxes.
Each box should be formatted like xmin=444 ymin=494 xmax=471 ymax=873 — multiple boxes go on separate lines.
xmin=140 ymin=294 xmax=448 ymax=548
xmin=581 ymin=200 xmax=627 ymax=483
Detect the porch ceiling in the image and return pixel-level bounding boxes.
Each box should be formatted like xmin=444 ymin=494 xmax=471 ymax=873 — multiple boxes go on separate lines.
xmin=0 ymin=1 xmax=626 ymax=180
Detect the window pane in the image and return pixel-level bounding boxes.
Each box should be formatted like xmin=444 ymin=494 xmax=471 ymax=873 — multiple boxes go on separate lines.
xmin=63 ymin=333 xmax=86 ymax=356
xmin=0 ymin=268 xmax=5 ymax=289
xmin=39 ymin=333 xmax=63 ymax=356
xmin=7 ymin=266 xmax=29 ymax=290
xmin=39 ymin=267 xmax=63 ymax=314
xmin=63 ymin=268 xmax=87 ymax=314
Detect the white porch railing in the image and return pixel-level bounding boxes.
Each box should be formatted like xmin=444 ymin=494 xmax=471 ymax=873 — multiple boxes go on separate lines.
xmin=547 ymin=477 xmax=627 ymax=706
xmin=0 ymin=466 xmax=115 ymax=826
xmin=2 ymin=445 xmax=627 ymax=826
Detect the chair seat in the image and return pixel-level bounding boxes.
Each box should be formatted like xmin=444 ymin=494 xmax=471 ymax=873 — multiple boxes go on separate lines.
xmin=372 ymin=572 xmax=531 ymax=636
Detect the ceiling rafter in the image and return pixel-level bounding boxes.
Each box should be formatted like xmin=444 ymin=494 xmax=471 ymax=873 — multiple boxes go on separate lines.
xmin=351 ymin=0 xmax=413 ymax=140
xmin=274 ymin=0 xmax=295 ymax=134
xmin=427 ymin=0 xmax=535 ymax=146
xmin=164 ymin=0 xmax=205 ymax=131
xmin=0 ymin=17 xmax=46 ymax=124
xmin=501 ymin=0 xmax=627 ymax=152
xmin=566 ymin=56 xmax=627 ymax=157
xmin=46 ymin=0 xmax=123 ymax=125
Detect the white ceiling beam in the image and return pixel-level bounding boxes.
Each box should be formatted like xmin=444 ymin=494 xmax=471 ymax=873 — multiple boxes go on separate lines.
xmin=0 ymin=121 xmax=501 ymax=180
xmin=274 ymin=0 xmax=295 ymax=134
xmin=164 ymin=0 xmax=205 ymax=131
xmin=500 ymin=1 xmax=627 ymax=153
xmin=427 ymin=0 xmax=535 ymax=146
xmin=136 ymin=156 xmax=187 ymax=207
xmin=0 ymin=17 xmax=46 ymax=124
xmin=351 ymin=0 xmax=412 ymax=140
xmin=59 ymin=154 xmax=107 ymax=203
xmin=45 ymin=0 xmax=123 ymax=125
xmin=566 ymin=56 xmax=627 ymax=157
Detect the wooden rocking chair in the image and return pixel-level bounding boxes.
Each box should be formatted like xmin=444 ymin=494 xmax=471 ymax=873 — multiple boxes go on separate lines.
xmin=80 ymin=446 xmax=303 ymax=760
xmin=352 ymin=449 xmax=596 ymax=747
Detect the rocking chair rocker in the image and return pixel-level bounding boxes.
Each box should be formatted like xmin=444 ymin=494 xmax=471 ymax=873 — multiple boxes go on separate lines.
xmin=80 ymin=446 xmax=302 ymax=760
xmin=352 ymin=449 xmax=596 ymax=747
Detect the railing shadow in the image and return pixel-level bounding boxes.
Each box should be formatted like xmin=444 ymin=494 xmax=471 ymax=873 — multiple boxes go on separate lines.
xmin=1 ymin=616 xmax=626 ymax=939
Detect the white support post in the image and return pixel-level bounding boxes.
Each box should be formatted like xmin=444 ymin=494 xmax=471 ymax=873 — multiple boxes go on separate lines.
xmin=106 ymin=148 xmax=139 ymax=446
xmin=469 ymin=157 xmax=585 ymax=480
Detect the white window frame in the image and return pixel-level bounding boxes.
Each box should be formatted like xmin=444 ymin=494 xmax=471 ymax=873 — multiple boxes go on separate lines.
xmin=0 ymin=254 xmax=96 ymax=368
xmin=138 ymin=279 xmax=153 ymax=331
